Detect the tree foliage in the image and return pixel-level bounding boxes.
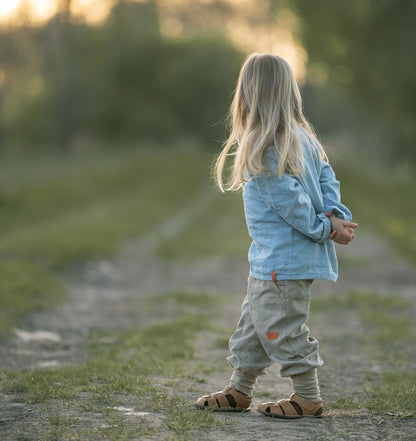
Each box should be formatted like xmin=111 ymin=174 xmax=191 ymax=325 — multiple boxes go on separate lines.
xmin=289 ymin=0 xmax=416 ymax=164
xmin=0 ymin=1 xmax=243 ymax=152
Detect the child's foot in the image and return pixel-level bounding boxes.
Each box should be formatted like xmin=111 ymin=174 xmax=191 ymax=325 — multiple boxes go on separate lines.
xmin=257 ymin=392 xmax=323 ymax=419
xmin=194 ymin=385 xmax=252 ymax=412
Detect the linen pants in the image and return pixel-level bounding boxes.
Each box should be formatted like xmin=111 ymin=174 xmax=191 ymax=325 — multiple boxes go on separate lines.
xmin=227 ymin=276 xmax=323 ymax=386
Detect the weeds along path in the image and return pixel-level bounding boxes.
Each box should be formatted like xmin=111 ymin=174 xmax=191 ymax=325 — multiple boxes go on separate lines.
xmin=0 ymin=184 xmax=226 ymax=371
xmin=1 ymin=183 xmax=416 ymax=440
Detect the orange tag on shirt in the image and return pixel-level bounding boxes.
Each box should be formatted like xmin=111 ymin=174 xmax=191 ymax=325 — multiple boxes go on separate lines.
xmin=267 ymin=332 xmax=279 ymax=340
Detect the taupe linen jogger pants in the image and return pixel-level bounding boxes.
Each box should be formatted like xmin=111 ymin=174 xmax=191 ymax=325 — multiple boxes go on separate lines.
xmin=227 ymin=276 xmax=323 ymax=387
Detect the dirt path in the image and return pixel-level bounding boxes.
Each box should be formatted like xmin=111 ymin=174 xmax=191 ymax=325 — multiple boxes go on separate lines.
xmin=0 ymin=198 xmax=415 ymax=440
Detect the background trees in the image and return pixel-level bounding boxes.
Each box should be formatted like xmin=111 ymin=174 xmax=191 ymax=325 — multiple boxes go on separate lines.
xmin=0 ymin=1 xmax=243 ymax=152
xmin=0 ymin=0 xmax=415 ymax=168
xmin=289 ymin=0 xmax=416 ymax=166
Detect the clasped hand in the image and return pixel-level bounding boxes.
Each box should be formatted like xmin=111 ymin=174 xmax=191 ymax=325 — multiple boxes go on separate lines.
xmin=325 ymin=211 xmax=358 ymax=245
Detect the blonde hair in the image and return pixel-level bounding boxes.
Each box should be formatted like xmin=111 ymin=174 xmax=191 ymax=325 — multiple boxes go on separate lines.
xmin=215 ymin=53 xmax=328 ymax=191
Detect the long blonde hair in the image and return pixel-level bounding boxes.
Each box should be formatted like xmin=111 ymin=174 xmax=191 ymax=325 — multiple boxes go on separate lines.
xmin=215 ymin=53 xmax=328 ymax=192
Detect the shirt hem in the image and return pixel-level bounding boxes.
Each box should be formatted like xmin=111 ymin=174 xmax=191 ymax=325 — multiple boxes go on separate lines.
xmin=249 ymin=269 xmax=338 ymax=282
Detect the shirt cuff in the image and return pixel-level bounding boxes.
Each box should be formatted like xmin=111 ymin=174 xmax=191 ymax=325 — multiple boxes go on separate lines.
xmin=317 ymin=213 xmax=332 ymax=243
xmin=327 ymin=206 xmax=351 ymax=222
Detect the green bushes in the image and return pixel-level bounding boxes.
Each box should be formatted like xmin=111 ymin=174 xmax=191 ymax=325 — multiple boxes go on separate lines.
xmin=0 ymin=1 xmax=243 ymax=152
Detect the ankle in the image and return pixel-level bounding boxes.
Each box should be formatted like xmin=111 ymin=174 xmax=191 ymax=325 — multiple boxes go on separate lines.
xmin=230 ymin=369 xmax=257 ymax=397
xmin=230 ymin=382 xmax=253 ymax=397
xmin=296 ymin=392 xmax=322 ymax=402
xmin=291 ymin=369 xmax=321 ymax=401
xmin=234 ymin=387 xmax=251 ymax=397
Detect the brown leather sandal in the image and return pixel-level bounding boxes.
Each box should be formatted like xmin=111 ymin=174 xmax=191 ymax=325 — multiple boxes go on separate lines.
xmin=194 ymin=385 xmax=252 ymax=412
xmin=257 ymin=392 xmax=323 ymax=419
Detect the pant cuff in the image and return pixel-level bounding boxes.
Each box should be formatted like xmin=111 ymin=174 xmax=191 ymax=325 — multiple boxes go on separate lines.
xmin=230 ymin=368 xmax=258 ymax=397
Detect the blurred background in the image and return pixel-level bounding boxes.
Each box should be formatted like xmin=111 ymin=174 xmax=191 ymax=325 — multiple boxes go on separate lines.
xmin=1 ymin=0 xmax=415 ymax=163
xmin=0 ymin=0 xmax=415 ymax=334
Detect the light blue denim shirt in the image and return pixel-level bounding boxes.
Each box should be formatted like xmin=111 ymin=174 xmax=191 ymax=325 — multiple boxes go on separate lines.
xmin=243 ymin=130 xmax=352 ymax=282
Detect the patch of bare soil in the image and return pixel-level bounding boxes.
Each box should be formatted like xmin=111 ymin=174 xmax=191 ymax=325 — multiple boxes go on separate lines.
xmin=0 ymin=202 xmax=415 ymax=440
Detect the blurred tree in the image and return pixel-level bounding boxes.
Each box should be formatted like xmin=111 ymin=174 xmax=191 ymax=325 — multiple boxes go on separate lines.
xmin=288 ymin=0 xmax=416 ymax=165
xmin=86 ymin=0 xmax=168 ymax=139
xmin=160 ymin=32 xmax=243 ymax=141
xmin=49 ymin=0 xmax=78 ymax=152
xmin=0 ymin=0 xmax=243 ymax=152
xmin=88 ymin=1 xmax=243 ymax=142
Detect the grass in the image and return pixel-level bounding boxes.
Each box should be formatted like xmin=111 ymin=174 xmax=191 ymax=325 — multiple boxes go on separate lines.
xmin=0 ymin=146 xmax=212 ymax=335
xmin=0 ymin=290 xmax=225 ymax=439
xmin=1 ymin=145 xmax=414 ymax=336
xmin=157 ymin=158 xmax=416 ymax=265
xmin=366 ymin=372 xmax=416 ymax=416
xmin=1 ymin=145 xmax=416 ymax=438
xmin=336 ymin=164 xmax=416 ymax=263
xmin=0 ymin=149 xmax=210 ymax=268
xmin=0 ymin=261 xmax=64 ymax=334
xmin=156 ymin=188 xmax=249 ymax=260
xmin=312 ymin=290 xmax=415 ymax=349
xmin=313 ymin=291 xmax=416 ymax=416
xmin=145 ymin=291 xmax=220 ymax=308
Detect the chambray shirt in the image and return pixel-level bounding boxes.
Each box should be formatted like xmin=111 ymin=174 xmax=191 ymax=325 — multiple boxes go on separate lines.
xmin=243 ymin=130 xmax=352 ymax=282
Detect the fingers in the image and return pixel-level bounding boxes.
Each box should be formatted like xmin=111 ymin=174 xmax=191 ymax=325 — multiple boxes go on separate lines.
xmin=336 ymin=229 xmax=354 ymax=240
xmin=326 ymin=213 xmax=358 ymax=244
xmin=342 ymin=221 xmax=358 ymax=229
xmin=325 ymin=212 xmax=358 ymax=230
xmin=330 ymin=228 xmax=356 ymax=244
xmin=331 ymin=235 xmax=353 ymax=245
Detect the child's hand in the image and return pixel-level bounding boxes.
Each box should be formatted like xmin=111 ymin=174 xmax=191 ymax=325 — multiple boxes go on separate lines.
xmin=325 ymin=211 xmax=358 ymax=245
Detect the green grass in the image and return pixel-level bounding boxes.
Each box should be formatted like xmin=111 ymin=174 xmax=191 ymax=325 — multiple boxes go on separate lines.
xmin=313 ymin=290 xmax=415 ymax=349
xmin=157 ymin=189 xmax=249 ymax=260
xmin=331 ymin=376 xmax=416 ymax=417
xmin=0 ymin=261 xmax=64 ymax=334
xmin=1 ymin=145 xmax=414 ymax=336
xmin=0 ymin=146 xmax=212 ymax=335
xmin=1 ymin=144 xmax=416 ymax=434
xmin=314 ymin=291 xmax=416 ymax=416
xmin=0 ymin=289 xmax=227 ymax=440
xmin=157 ymin=159 xmax=416 ymax=264
xmin=366 ymin=371 xmax=416 ymax=416
xmin=0 ymin=148 xmax=210 ymax=268
xmin=336 ymin=164 xmax=416 ymax=263
xmin=145 ymin=291 xmax=220 ymax=308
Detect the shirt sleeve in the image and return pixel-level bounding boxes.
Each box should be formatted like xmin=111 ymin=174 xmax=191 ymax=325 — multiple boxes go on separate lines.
xmin=254 ymin=172 xmax=332 ymax=243
xmin=319 ymin=161 xmax=352 ymax=221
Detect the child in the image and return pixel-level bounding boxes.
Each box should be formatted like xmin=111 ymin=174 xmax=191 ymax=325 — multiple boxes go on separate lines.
xmin=194 ymin=53 xmax=357 ymax=418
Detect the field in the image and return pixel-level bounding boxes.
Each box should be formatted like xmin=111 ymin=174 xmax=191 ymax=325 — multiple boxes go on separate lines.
xmin=0 ymin=145 xmax=415 ymax=440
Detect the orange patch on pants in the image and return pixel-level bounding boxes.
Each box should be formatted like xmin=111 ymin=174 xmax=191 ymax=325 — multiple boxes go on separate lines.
xmin=267 ymin=332 xmax=279 ymax=340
